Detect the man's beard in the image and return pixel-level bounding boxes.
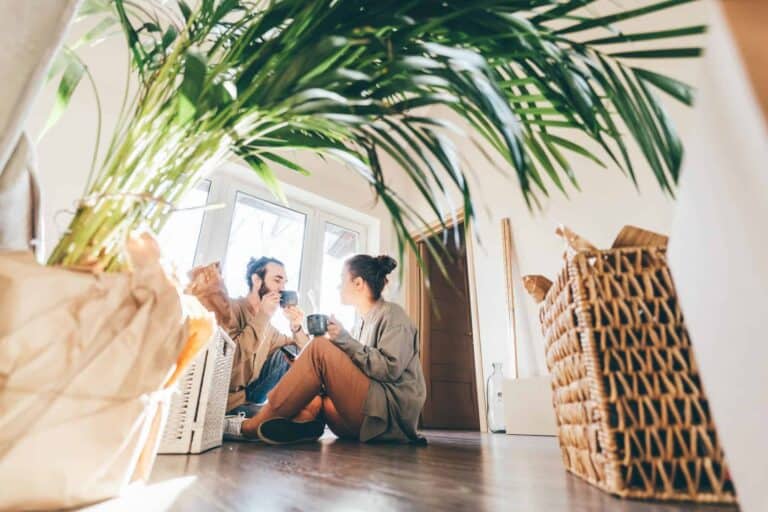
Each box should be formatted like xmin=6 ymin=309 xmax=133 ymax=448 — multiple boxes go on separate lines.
xmin=258 ymin=281 xmax=271 ymax=299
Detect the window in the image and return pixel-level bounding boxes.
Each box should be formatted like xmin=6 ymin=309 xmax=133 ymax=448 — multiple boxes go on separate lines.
xmin=158 ymin=180 xmax=210 ymax=279
xmin=222 ymin=192 xmax=307 ymax=298
xmin=320 ymin=223 xmax=360 ymax=329
xmin=222 ymin=193 xmax=307 ymax=335
xmin=160 ymin=165 xmax=374 ymax=335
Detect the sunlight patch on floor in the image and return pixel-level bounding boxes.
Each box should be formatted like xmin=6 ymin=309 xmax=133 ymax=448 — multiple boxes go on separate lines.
xmin=82 ymin=476 xmax=198 ymax=511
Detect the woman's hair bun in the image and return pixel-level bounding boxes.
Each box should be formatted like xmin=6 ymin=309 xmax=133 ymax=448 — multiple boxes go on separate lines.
xmin=345 ymin=254 xmax=398 ymax=300
xmin=375 ymin=255 xmax=397 ymax=275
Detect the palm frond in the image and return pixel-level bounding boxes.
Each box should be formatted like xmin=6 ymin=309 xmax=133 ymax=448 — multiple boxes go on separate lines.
xmin=45 ymin=0 xmax=704 ymax=270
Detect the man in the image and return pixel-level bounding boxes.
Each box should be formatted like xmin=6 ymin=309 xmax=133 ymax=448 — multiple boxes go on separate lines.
xmin=186 ymin=256 xmax=309 ymax=416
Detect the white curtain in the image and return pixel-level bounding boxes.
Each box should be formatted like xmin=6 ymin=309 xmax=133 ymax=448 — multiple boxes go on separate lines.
xmin=0 ymin=0 xmax=80 ymax=254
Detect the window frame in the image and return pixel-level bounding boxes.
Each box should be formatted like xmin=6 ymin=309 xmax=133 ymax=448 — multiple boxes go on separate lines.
xmin=188 ymin=161 xmax=374 ymax=322
xmin=221 ymin=188 xmax=311 ymax=296
xmin=157 ymin=178 xmax=211 ymax=274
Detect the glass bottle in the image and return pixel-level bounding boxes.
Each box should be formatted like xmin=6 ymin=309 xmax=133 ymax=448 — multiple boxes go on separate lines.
xmin=486 ymin=362 xmax=506 ymax=433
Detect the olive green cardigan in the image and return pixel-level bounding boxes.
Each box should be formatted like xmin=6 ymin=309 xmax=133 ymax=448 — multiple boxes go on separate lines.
xmin=333 ymin=300 xmax=427 ymax=443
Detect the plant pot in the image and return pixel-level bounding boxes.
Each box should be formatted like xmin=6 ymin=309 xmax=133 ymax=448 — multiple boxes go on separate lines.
xmin=0 ymin=236 xmax=212 ymax=510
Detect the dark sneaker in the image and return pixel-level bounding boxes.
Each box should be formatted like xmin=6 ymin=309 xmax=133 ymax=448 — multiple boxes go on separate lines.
xmin=257 ymin=417 xmax=325 ymax=445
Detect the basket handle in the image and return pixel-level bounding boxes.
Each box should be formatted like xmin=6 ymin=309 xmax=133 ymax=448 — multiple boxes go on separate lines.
xmin=555 ymin=224 xmax=598 ymax=260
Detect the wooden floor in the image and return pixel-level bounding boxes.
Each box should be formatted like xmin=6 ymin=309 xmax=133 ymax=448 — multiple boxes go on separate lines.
xmin=86 ymin=431 xmax=739 ymax=511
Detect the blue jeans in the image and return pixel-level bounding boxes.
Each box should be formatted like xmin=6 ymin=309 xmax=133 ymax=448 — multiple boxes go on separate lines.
xmin=228 ymin=347 xmax=294 ymax=417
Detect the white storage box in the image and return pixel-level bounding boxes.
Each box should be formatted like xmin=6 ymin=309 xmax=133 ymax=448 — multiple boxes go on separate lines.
xmin=159 ymin=328 xmax=235 ymax=454
xmin=503 ymin=376 xmax=557 ymax=436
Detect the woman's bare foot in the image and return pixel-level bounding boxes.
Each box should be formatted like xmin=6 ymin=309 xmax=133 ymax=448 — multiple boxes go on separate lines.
xmin=241 ymin=403 xmax=275 ymax=437
xmin=322 ymin=397 xmax=358 ymax=440
xmin=240 ymin=395 xmax=322 ymax=437
xmin=293 ymin=395 xmax=323 ymax=422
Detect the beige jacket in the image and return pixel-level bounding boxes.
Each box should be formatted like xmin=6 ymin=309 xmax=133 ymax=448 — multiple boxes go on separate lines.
xmin=225 ymin=298 xmax=308 ymax=410
xmin=185 ymin=263 xmax=308 ymax=411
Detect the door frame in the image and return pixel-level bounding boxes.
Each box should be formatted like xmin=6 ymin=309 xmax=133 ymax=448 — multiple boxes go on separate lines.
xmin=405 ymin=212 xmax=488 ymax=432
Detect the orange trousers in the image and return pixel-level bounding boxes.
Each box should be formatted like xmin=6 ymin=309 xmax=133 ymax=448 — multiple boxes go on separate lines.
xmin=267 ymin=337 xmax=371 ymax=439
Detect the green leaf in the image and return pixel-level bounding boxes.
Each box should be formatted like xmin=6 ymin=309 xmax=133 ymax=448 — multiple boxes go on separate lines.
xmin=530 ymin=0 xmax=596 ymax=24
xmin=599 ymin=57 xmax=671 ymax=193
xmin=55 ymin=0 xmax=705 ymax=274
xmin=45 ymin=49 xmax=71 ymax=84
xmin=366 ymin=124 xmax=453 ymax=232
xmin=40 ymin=55 xmax=85 ymax=139
xmin=634 ymin=67 xmax=695 ymax=105
xmin=178 ymin=1 xmax=193 ymax=22
xmin=556 ymin=0 xmax=697 ymax=35
xmin=72 ymin=16 xmax=119 ymax=50
xmin=180 ymin=51 xmax=207 ymax=112
xmin=177 ymin=95 xmax=196 ymax=124
xmin=239 ymin=153 xmax=287 ymax=203
xmin=138 ymin=22 xmax=162 ymax=33
xmin=162 ymin=25 xmax=178 ymax=49
xmin=583 ymin=25 xmax=706 ymax=45
xmin=260 ymin=152 xmax=311 ymax=176
xmin=114 ymin=0 xmax=145 ymax=74
xmin=541 ymin=133 xmax=607 ymax=169
xmin=77 ymin=0 xmax=111 ymax=18
xmin=610 ymin=48 xmax=702 ymax=59
xmin=636 ymin=75 xmax=684 ymax=181
xmin=541 ymin=135 xmax=580 ymax=189
xmin=213 ymin=0 xmax=241 ymax=24
xmin=526 ymin=133 xmax=565 ymax=194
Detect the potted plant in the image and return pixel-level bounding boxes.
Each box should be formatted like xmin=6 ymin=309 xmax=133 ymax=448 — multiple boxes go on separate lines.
xmin=45 ymin=0 xmax=703 ymax=270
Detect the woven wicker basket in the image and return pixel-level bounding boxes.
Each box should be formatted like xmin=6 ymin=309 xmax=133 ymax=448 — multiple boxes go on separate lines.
xmin=159 ymin=328 xmax=235 ymax=454
xmin=540 ymin=246 xmax=736 ymax=503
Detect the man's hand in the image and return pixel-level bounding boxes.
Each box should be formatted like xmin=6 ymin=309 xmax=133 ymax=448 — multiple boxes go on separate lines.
xmin=186 ymin=262 xmax=234 ymax=328
xmin=283 ymin=305 xmax=305 ymax=333
xmin=327 ymin=315 xmax=344 ymax=341
xmin=261 ymin=291 xmax=280 ymax=317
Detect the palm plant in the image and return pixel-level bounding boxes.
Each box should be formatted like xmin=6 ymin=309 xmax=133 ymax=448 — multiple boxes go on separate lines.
xmin=46 ymin=0 xmax=703 ymax=271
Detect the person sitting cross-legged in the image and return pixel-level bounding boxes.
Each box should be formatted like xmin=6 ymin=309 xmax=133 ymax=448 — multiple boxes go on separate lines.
xmin=222 ymin=254 xmax=427 ymax=445
xmin=186 ymin=256 xmax=309 ymax=421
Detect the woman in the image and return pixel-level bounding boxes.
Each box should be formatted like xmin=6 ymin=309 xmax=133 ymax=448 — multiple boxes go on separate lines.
xmin=223 ymin=254 xmax=427 ymax=444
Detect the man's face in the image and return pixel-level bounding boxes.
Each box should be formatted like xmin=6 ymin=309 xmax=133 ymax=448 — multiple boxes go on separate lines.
xmin=259 ymin=262 xmax=287 ymax=297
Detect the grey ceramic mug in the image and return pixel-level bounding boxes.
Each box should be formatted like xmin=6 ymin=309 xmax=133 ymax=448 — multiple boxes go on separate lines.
xmin=306 ymin=314 xmax=329 ymax=336
xmin=279 ymin=290 xmax=298 ymax=308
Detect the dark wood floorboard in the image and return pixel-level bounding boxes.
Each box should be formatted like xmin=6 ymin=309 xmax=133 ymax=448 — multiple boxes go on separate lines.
xmin=85 ymin=431 xmax=740 ymax=512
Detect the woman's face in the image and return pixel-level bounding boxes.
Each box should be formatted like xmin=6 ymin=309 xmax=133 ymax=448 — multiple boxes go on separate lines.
xmin=339 ymin=265 xmax=362 ymax=306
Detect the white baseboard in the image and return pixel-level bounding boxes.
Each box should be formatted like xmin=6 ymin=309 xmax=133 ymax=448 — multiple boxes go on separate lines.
xmin=503 ymin=376 xmax=557 ymax=436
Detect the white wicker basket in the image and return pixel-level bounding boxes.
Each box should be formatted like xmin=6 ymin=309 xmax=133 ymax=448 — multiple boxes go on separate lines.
xmin=159 ymin=328 xmax=235 ymax=454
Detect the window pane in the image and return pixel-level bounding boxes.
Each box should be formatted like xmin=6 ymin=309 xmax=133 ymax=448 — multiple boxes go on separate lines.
xmin=158 ymin=180 xmax=210 ymax=280
xmin=223 ymin=192 xmax=306 ymax=333
xmin=319 ymin=222 xmax=360 ymax=330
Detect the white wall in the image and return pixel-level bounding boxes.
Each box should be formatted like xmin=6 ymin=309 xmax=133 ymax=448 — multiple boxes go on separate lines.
xmin=668 ymin=4 xmax=768 ymax=510
xmin=394 ymin=1 xmax=708 ymax=384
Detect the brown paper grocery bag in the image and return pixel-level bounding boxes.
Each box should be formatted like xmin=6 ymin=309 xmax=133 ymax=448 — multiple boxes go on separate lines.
xmin=0 ymin=234 xmax=214 ymax=510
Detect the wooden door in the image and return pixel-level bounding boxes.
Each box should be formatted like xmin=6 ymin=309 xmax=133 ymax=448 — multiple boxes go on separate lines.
xmin=419 ymin=226 xmax=480 ymax=430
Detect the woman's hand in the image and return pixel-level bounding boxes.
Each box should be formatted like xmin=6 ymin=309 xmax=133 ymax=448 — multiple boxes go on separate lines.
xmin=283 ymin=306 xmax=305 ymax=333
xmin=326 ymin=315 xmax=344 ymax=341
